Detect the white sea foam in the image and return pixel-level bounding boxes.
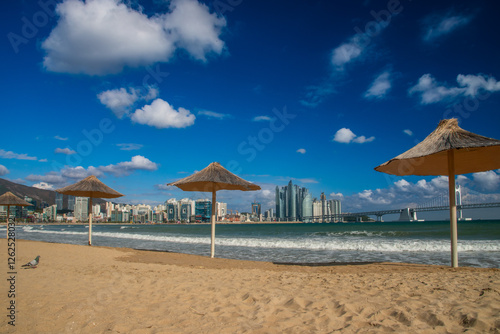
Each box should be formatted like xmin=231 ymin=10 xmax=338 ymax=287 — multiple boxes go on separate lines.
xmin=18 ymin=227 xmax=500 ymax=253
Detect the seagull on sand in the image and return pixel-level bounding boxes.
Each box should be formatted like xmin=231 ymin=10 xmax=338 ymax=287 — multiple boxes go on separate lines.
xmin=22 ymin=255 xmax=40 ymax=268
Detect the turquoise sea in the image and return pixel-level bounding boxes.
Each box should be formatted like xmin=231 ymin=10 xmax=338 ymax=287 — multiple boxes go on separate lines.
xmin=4 ymin=220 xmax=500 ymax=268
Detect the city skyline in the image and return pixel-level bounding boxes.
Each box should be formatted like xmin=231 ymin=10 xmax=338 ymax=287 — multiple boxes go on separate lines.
xmin=276 ymin=180 xmax=341 ymax=222
xmin=1 ymin=0 xmax=499 ymax=217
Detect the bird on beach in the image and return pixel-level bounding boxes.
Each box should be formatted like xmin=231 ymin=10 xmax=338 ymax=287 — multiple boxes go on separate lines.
xmin=22 ymin=255 xmax=40 ymax=268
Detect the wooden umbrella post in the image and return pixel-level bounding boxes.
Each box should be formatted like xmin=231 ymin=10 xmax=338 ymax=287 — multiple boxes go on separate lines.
xmin=210 ymin=190 xmax=216 ymax=258
xmin=448 ymin=150 xmax=458 ymax=268
xmin=6 ymin=205 xmax=10 ymax=239
xmin=88 ymin=197 xmax=93 ymax=246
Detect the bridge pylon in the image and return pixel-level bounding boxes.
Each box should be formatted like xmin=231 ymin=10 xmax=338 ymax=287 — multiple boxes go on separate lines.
xmin=399 ymin=208 xmax=417 ymax=221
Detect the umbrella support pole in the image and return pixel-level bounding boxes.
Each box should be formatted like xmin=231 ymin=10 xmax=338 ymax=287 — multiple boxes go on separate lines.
xmin=88 ymin=197 xmax=93 ymax=246
xmin=448 ymin=150 xmax=458 ymax=267
xmin=6 ymin=206 xmax=10 ymax=239
xmin=210 ymin=190 xmax=216 ymax=258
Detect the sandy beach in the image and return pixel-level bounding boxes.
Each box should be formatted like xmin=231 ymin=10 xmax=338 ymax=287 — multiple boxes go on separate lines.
xmin=1 ymin=239 xmax=499 ymax=333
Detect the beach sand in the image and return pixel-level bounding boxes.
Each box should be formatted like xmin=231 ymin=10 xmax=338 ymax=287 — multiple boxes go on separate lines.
xmin=1 ymin=239 xmax=499 ymax=333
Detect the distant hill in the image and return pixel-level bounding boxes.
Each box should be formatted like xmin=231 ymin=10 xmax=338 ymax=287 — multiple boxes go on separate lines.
xmin=0 ymin=178 xmax=106 ymax=209
xmin=0 ymin=178 xmax=56 ymax=208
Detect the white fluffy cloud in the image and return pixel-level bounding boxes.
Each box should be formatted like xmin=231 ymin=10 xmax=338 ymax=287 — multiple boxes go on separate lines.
xmin=331 ymin=19 xmax=390 ymax=72
xmin=296 ymin=148 xmax=306 ymax=154
xmin=24 ymin=156 xmax=159 ymax=190
xmin=423 ymin=12 xmax=473 ymax=42
xmin=42 ymin=0 xmax=226 ymax=75
xmin=100 ymin=155 xmax=159 ymax=176
xmin=333 ymin=128 xmax=356 ymax=143
xmin=164 ymin=0 xmax=226 ymax=61
xmin=342 ymin=173 xmax=500 ymax=213
xmin=26 ymin=173 xmax=67 ymax=188
xmin=394 ymin=179 xmax=410 ymax=191
xmin=473 ymin=171 xmax=500 ymax=191
xmin=55 ymin=148 xmax=76 ymax=155
xmin=409 ymin=73 xmax=500 ymax=104
xmin=98 ymin=86 xmax=158 ymax=118
xmin=333 ymin=128 xmax=375 ymax=144
xmin=331 ymin=40 xmax=363 ymax=70
xmin=358 ymin=189 xmax=391 ymax=205
xmin=131 ymin=99 xmax=196 ymax=129
xmin=32 ymin=182 xmax=55 ymax=190
xmin=408 ymin=74 xmax=463 ymax=104
xmin=364 ymin=71 xmax=392 ymax=99
xmin=403 ymin=129 xmax=413 ymax=136
xmin=0 ymin=149 xmax=37 ymax=161
xmin=61 ymin=166 xmax=102 ymax=179
xmin=0 ymin=164 xmax=9 ymax=176
xmin=98 ymin=88 xmax=138 ymax=118
xmin=329 ymin=192 xmax=344 ymax=199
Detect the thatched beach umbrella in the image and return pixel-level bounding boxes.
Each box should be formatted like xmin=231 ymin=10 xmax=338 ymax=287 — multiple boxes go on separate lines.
xmin=0 ymin=192 xmax=32 ymax=238
xmin=168 ymin=162 xmax=261 ymax=258
xmin=56 ymin=175 xmax=123 ymax=246
xmin=375 ymin=119 xmax=500 ymax=267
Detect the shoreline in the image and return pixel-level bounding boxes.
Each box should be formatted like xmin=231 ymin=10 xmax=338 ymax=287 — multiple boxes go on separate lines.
xmin=1 ymin=220 xmax=319 ymax=226
xmin=3 ymin=218 xmax=499 ymax=227
xmin=2 ymin=239 xmax=499 ymax=333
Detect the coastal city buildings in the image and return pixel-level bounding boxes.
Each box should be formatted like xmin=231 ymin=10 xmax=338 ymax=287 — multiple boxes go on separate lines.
xmin=2 ymin=183 xmax=341 ymax=223
xmin=276 ymin=180 xmax=342 ymax=222
xmin=74 ymin=197 xmax=89 ymax=221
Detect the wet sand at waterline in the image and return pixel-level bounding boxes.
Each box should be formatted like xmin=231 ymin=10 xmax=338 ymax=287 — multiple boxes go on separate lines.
xmin=1 ymin=239 xmax=499 ymax=333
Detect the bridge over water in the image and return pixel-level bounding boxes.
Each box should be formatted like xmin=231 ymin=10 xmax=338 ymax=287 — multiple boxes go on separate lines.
xmin=316 ymin=202 xmax=500 ymax=222
xmin=304 ymin=187 xmax=500 ymax=222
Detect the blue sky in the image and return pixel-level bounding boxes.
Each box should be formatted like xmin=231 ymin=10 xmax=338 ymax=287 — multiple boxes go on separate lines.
xmin=1 ymin=0 xmax=500 ymax=217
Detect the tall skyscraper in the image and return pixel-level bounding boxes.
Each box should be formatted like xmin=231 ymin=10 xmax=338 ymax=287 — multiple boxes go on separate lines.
xmin=68 ymin=195 xmax=75 ymax=211
xmin=275 ymin=186 xmax=285 ymax=220
xmin=287 ymin=180 xmax=296 ymax=220
xmin=275 ymin=180 xmax=312 ymax=221
xmin=195 ymin=199 xmax=212 ymax=222
xmin=302 ymin=192 xmax=313 ymax=222
xmin=320 ymin=192 xmax=326 ymax=222
xmin=74 ymin=197 xmax=88 ymax=221
xmin=251 ymin=202 xmax=261 ymax=216
xmin=55 ymin=192 xmax=63 ymax=210
xmin=276 ymin=181 xmax=342 ymax=222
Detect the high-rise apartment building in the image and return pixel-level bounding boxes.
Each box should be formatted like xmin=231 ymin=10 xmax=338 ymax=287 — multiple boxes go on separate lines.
xmin=74 ymin=197 xmax=88 ymax=221
xmin=276 ymin=181 xmax=342 ymax=222
xmin=55 ymin=193 xmax=64 ymax=210
xmin=217 ymin=202 xmax=227 ymax=220
xmin=251 ymin=202 xmax=261 ymax=216
xmin=195 ymin=199 xmax=211 ymax=222
xmin=275 ymin=180 xmax=311 ymax=221
xmin=165 ymin=198 xmax=196 ymax=222
xmin=68 ymin=195 xmax=75 ymax=211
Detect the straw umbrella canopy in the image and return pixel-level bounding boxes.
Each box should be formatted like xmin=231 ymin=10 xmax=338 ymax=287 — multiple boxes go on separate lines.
xmin=0 ymin=192 xmax=32 ymax=238
xmin=168 ymin=162 xmax=261 ymax=258
xmin=56 ymin=175 xmax=124 ymax=246
xmin=375 ymin=119 xmax=500 ymax=267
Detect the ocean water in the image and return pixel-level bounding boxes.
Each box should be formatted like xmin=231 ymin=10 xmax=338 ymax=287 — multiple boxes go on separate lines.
xmin=3 ymin=220 xmax=500 ymax=268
